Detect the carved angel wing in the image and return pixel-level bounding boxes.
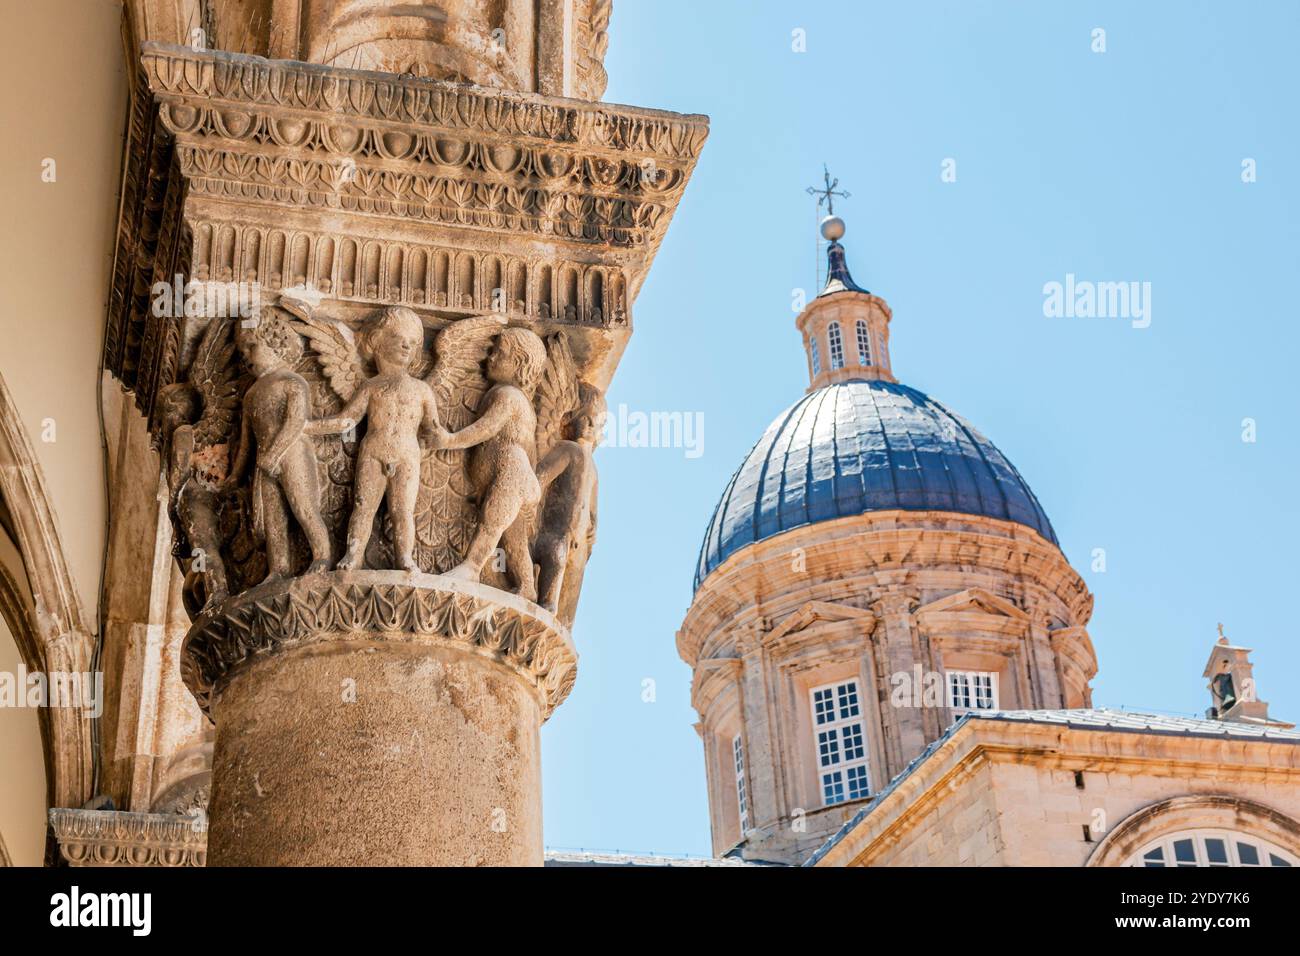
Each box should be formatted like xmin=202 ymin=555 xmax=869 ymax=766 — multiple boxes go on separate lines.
xmin=411 ymin=315 xmax=506 ymax=573
xmin=426 ymin=314 xmax=507 ymax=429
xmin=292 ymin=312 xmax=365 ymax=403
xmin=534 ymin=333 xmax=581 ymax=462
xmin=188 ymin=319 xmax=240 ymax=449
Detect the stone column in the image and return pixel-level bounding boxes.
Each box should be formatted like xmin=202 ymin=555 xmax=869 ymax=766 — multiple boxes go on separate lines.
xmin=103 ymin=28 xmax=703 ymax=868
xmin=183 ymin=573 xmax=575 ymax=866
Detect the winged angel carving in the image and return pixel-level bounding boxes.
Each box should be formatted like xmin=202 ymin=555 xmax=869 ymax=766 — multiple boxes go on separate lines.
xmin=157 ymin=317 xmax=242 ymax=613
xmin=285 ymin=298 xmax=591 ymax=608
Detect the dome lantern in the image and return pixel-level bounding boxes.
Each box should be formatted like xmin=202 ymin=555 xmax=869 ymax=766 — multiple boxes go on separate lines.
xmin=797 ymin=214 xmax=895 ymax=390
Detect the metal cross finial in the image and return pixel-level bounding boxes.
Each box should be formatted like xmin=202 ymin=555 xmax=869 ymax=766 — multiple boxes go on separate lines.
xmin=806 ymin=164 xmax=850 ymax=215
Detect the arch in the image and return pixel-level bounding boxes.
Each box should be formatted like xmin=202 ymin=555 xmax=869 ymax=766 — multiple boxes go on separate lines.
xmin=1087 ymin=794 xmax=1300 ymax=867
xmin=855 ymin=319 xmax=872 ymax=366
xmin=0 ymin=371 xmax=94 ymax=810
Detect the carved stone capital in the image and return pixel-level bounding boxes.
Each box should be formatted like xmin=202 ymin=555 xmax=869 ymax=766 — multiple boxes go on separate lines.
xmin=49 ymin=809 xmax=207 ymax=867
xmin=871 ymin=588 xmax=921 ymax=621
xmin=734 ymin=622 xmax=764 ymax=657
xmin=181 ymin=571 xmax=578 ymax=720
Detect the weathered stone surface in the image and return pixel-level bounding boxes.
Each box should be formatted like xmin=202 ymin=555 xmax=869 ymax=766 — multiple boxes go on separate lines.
xmin=208 ymin=633 xmax=544 ymax=866
xmin=183 ymin=572 xmax=570 ymax=865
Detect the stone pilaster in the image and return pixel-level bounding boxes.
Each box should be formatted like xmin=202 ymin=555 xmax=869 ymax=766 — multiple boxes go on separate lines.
xmin=735 ymin=624 xmax=775 ymax=829
xmin=1025 ymin=597 xmax=1064 ymax=710
xmin=871 ymin=588 xmax=926 ymax=770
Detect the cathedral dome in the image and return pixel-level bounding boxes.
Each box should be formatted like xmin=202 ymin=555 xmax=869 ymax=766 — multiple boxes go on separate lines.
xmin=695 ymin=379 xmax=1057 ymax=589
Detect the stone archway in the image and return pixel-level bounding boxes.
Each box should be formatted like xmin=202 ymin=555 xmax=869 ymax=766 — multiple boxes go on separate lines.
xmin=0 ymin=371 xmax=95 ymax=811
xmin=1087 ymin=794 xmax=1300 ymax=867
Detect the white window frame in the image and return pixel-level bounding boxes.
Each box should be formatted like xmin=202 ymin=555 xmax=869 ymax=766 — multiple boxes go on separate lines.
xmin=1130 ymin=829 xmax=1297 ymax=868
xmin=856 ymin=319 xmax=872 ymax=366
xmin=827 ymin=321 xmax=845 ymax=370
xmin=809 ymin=679 xmax=871 ymax=806
xmin=732 ymin=734 xmax=750 ymax=834
xmin=947 ymin=670 xmax=999 ymax=712
xmin=810 ymin=336 xmax=821 ymax=375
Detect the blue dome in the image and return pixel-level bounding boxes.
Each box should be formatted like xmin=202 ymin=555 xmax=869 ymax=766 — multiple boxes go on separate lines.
xmin=695 ymin=380 xmax=1057 ymax=589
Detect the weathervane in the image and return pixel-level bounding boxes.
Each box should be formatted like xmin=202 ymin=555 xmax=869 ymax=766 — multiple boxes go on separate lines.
xmin=806 ymin=164 xmax=850 ymax=216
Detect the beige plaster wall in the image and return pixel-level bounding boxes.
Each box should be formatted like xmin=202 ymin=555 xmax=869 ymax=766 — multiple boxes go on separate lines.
xmin=0 ymin=0 xmax=127 ymax=620
xmin=0 ymin=613 xmax=48 ymax=866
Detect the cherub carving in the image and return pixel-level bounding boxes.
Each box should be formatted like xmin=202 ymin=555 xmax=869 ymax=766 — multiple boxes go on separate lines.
xmin=158 ymin=318 xmax=241 ymax=611
xmin=431 ymin=327 xmax=549 ymax=599
xmin=224 ymin=307 xmax=332 ymax=583
xmin=298 ymin=305 xmax=440 ymax=572
xmin=533 ymin=381 xmax=605 ymax=613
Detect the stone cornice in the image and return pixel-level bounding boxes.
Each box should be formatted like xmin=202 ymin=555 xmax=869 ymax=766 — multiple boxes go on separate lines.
xmin=182 ymin=572 xmax=578 ymax=720
xmin=141 ymin=43 xmax=706 ymax=254
xmin=140 ymin=44 xmax=708 ymax=156
xmin=681 ymin=511 xmax=1092 ymax=667
xmin=49 ymin=808 xmax=207 ymax=867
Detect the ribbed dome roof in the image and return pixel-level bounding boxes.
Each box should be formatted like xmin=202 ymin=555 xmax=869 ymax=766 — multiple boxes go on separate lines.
xmin=695 ymin=380 xmax=1057 ymax=589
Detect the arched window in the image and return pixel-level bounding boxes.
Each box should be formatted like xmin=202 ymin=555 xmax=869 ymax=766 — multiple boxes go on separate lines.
xmin=827 ymin=322 xmax=845 ymax=370
xmin=1129 ymin=830 xmax=1297 ymax=868
xmin=856 ymin=320 xmax=872 ymax=366
xmin=809 ymin=337 xmax=821 ymax=375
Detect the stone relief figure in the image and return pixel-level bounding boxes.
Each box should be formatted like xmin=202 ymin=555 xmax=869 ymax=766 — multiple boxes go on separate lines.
xmin=533 ymin=382 xmax=605 ymax=613
xmin=157 ymin=318 xmax=241 ymax=612
xmin=431 ymin=327 xmax=549 ymax=600
xmin=298 ymin=305 xmax=441 ymax=573
xmin=167 ymin=292 xmax=601 ymax=613
xmin=223 ymin=308 xmax=333 ymax=583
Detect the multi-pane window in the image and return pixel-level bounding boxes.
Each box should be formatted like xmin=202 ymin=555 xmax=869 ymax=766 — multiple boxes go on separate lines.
xmin=827 ymin=322 xmax=845 ymax=370
xmin=948 ymin=671 xmax=998 ymax=712
xmin=810 ymin=337 xmax=821 ymax=375
xmin=1133 ymin=830 xmax=1296 ymax=867
xmin=810 ymin=679 xmax=870 ymax=806
xmin=856 ymin=320 xmax=872 ymax=366
xmin=732 ymin=734 xmax=749 ymax=833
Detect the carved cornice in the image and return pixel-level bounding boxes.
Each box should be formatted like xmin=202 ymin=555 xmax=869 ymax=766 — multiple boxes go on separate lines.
xmin=141 ymin=43 xmax=704 ymax=254
xmin=49 ymin=809 xmax=207 ymax=868
xmin=181 ymin=572 xmax=578 ymax=719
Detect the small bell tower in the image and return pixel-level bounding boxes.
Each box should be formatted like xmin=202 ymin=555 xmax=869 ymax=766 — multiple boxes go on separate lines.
xmin=1203 ymin=625 xmax=1293 ymax=727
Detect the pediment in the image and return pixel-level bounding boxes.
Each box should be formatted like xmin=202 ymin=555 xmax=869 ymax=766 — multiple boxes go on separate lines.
xmin=765 ymin=600 xmax=876 ymax=644
xmin=916 ymin=587 xmax=1027 ymax=621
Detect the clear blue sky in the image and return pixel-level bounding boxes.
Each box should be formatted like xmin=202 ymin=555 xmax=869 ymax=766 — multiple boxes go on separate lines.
xmin=541 ymin=0 xmax=1300 ymax=856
